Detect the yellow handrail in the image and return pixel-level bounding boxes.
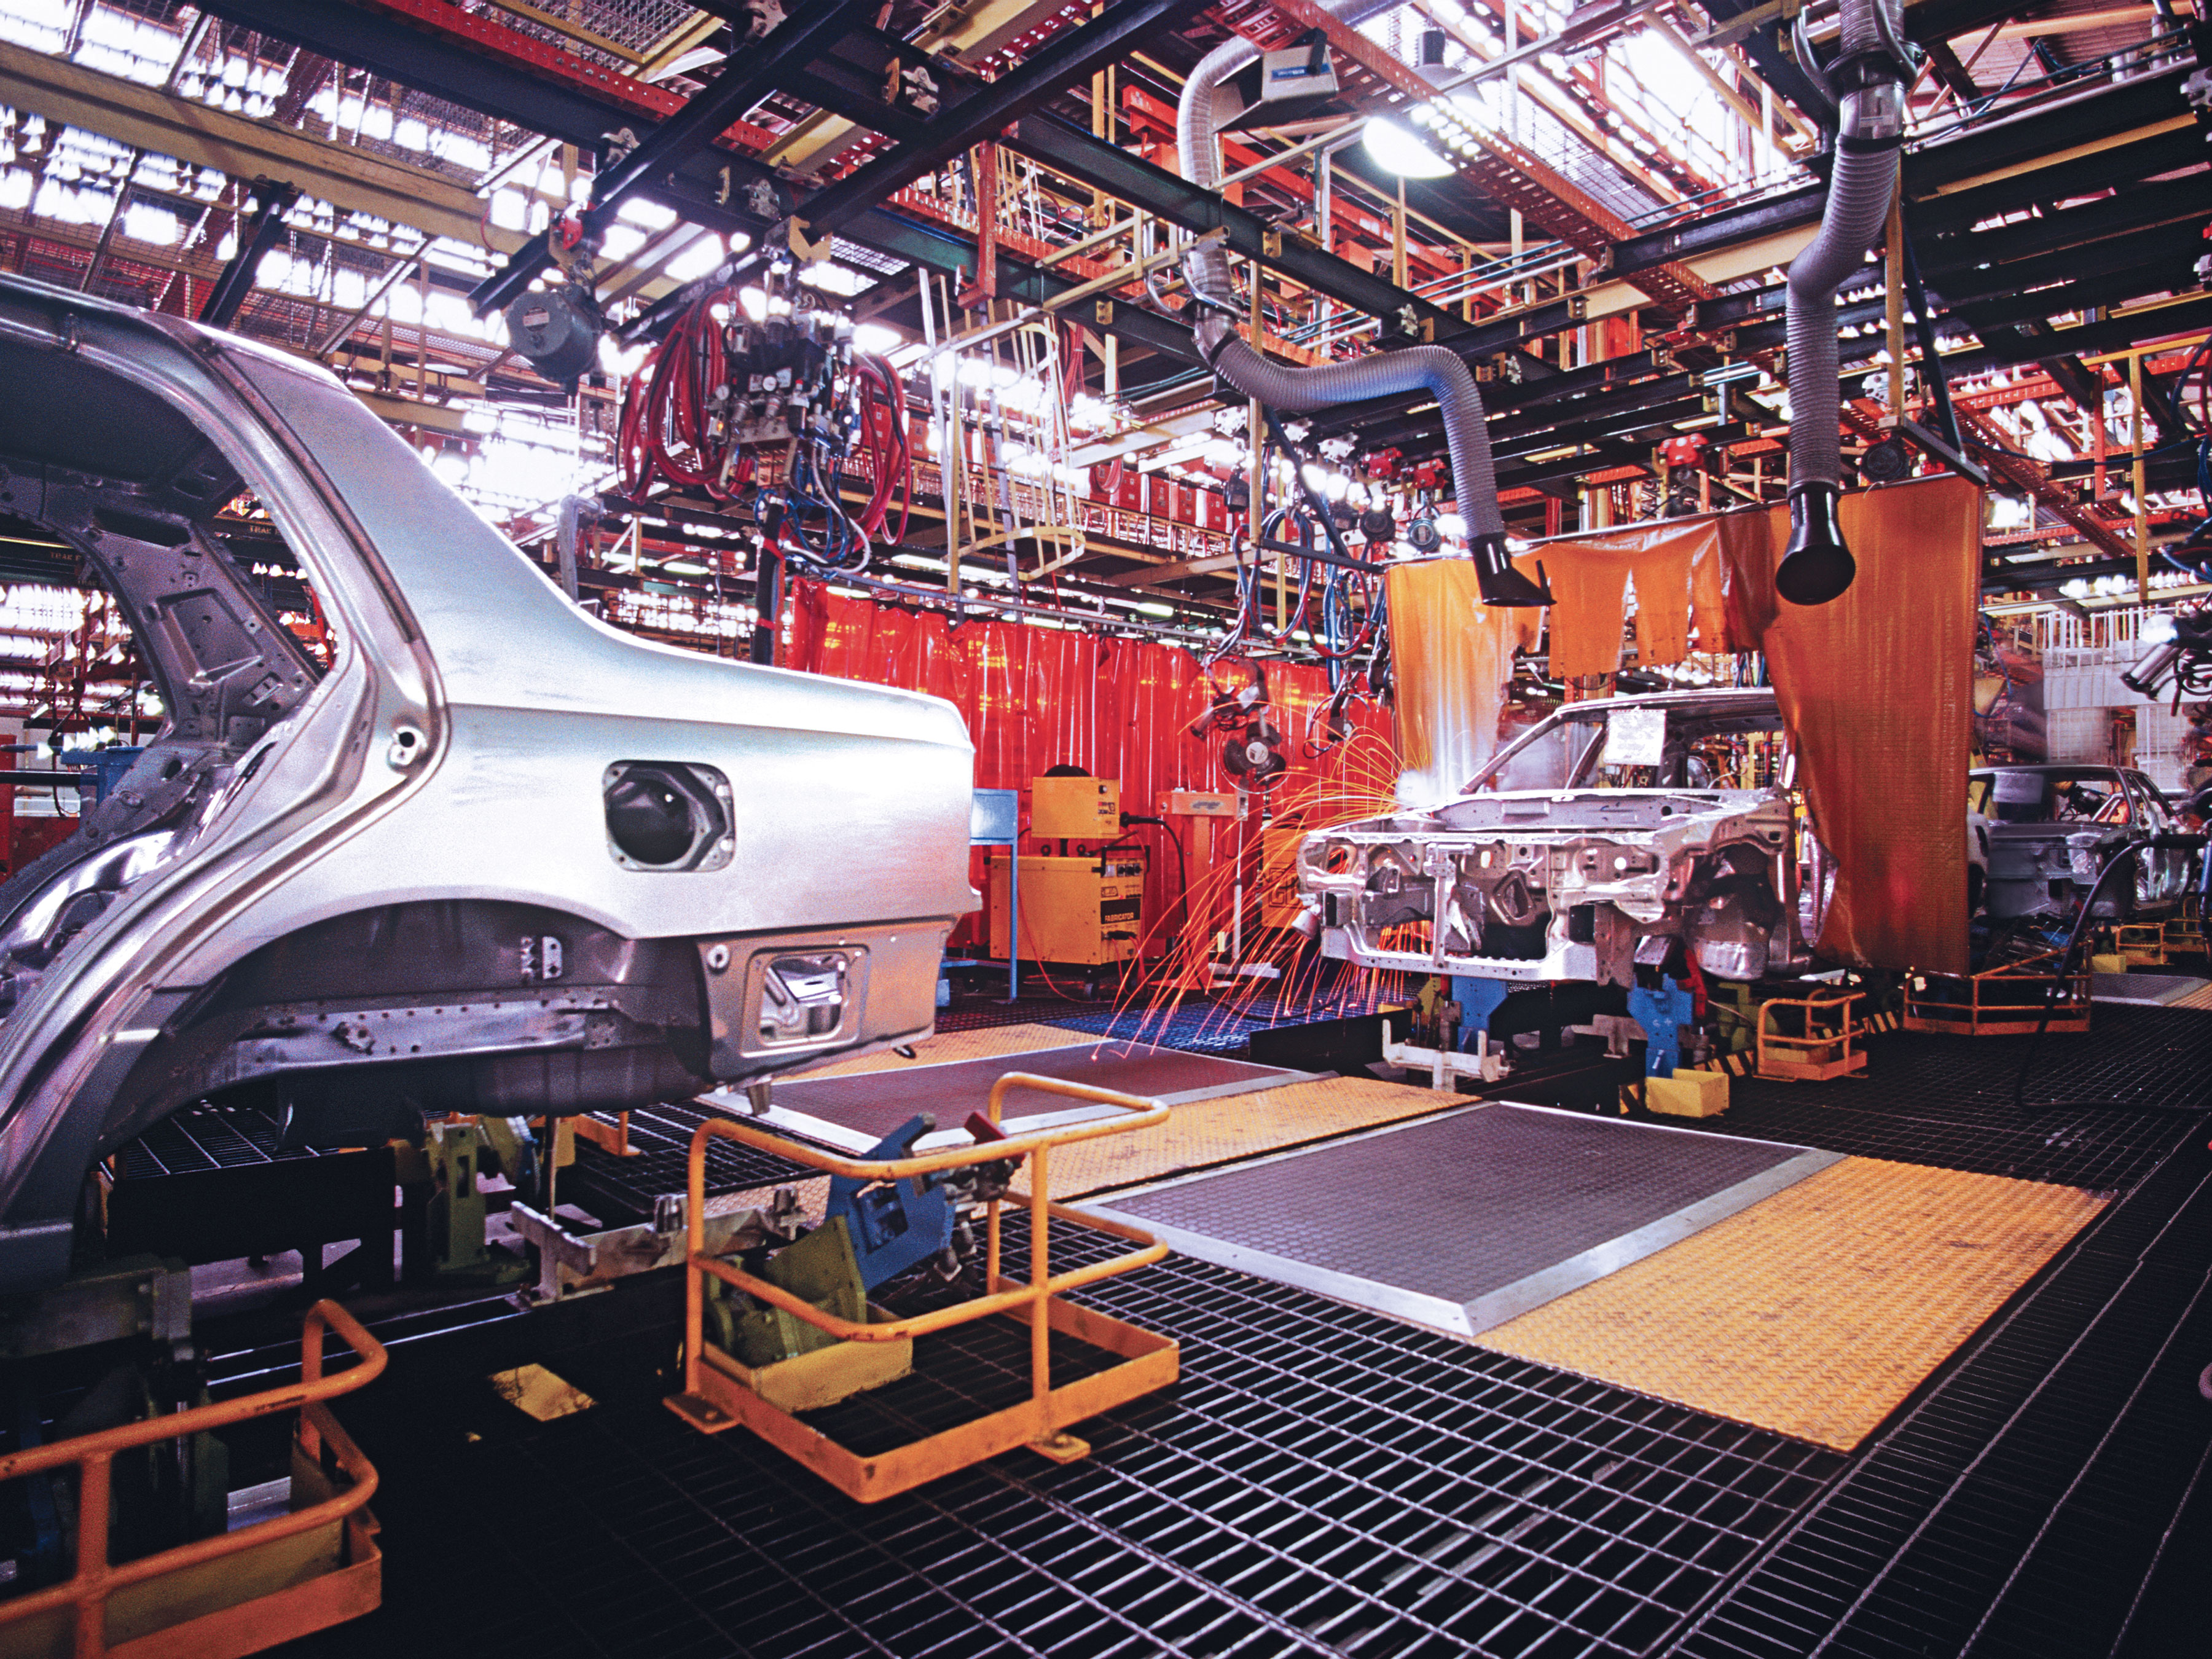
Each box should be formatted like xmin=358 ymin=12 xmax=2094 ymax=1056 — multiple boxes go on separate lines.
xmin=683 ymin=1070 xmax=1169 ymax=1413
xmin=0 ymin=1299 xmax=385 ymax=1657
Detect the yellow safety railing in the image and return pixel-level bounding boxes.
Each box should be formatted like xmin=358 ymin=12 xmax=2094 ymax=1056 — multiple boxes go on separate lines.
xmin=0 ymin=1300 xmax=385 ymax=1658
xmin=1754 ymin=990 xmax=1868 ymax=1081
xmin=671 ymin=1071 xmax=1180 ymax=1500
xmin=1903 ymin=949 xmax=2092 ymax=1036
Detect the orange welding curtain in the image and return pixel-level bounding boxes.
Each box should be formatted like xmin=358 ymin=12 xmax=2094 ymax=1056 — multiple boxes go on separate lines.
xmin=782 ymin=580 xmax=1400 ymax=951
xmin=1535 ymin=520 xmax=1731 ymax=681
xmin=1723 ymin=474 xmax=1983 ymax=975
xmin=1386 ymin=558 xmax=1544 ymax=803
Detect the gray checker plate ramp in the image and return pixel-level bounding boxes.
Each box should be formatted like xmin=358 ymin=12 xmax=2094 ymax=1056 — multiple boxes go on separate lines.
xmin=1084 ymin=1104 xmax=1839 ymax=1338
xmin=2092 ymin=971 xmax=2208 ymax=1005
xmin=764 ymin=1043 xmax=1300 ymax=1145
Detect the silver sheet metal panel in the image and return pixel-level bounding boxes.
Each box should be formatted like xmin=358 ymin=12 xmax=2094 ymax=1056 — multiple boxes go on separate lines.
xmin=1081 ymin=1103 xmax=1841 ymax=1338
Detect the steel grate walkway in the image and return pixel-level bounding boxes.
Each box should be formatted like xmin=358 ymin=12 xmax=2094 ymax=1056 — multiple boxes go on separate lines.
xmin=113 ymin=1097 xmax=326 ymax=1178
xmin=283 ymin=1220 xmax=1841 ymax=1659
xmin=1684 ymin=1002 xmax=2211 ymax=1191
xmin=256 ymin=1005 xmax=2212 ymax=1658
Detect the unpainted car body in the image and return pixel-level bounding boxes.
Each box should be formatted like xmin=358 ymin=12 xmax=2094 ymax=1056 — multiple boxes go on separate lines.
xmin=0 ymin=275 xmax=976 ymax=1295
xmin=1969 ymin=764 xmax=2194 ymax=920
xmin=1296 ymin=689 xmax=1806 ymax=986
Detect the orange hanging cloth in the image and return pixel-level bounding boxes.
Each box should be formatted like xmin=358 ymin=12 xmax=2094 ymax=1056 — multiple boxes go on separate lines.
xmin=1385 ymin=559 xmax=1542 ymax=804
xmin=1535 ymin=519 xmax=1732 ymax=680
xmin=1724 ymin=475 xmax=1984 ymax=975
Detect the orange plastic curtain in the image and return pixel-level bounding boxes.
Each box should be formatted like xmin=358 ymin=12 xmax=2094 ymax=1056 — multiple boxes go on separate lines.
xmin=1722 ymin=474 xmax=1983 ymax=975
xmin=1386 ymin=559 xmax=1542 ymax=802
xmin=1531 ymin=520 xmax=1731 ymax=680
xmin=783 ymin=581 xmax=1397 ymax=949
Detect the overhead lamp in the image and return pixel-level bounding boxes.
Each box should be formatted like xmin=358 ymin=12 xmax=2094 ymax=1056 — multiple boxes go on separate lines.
xmin=1362 ymin=120 xmax=1454 ymax=179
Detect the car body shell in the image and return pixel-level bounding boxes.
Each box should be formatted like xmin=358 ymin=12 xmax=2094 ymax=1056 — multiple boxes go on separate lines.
xmin=0 ymin=276 xmax=976 ymax=1293
xmin=1969 ymin=763 xmax=2194 ymax=920
xmin=1295 ymin=688 xmax=1805 ymax=985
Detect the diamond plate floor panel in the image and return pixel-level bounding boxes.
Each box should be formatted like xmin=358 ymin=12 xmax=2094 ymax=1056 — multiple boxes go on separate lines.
xmin=1084 ymin=1105 xmax=1836 ymax=1336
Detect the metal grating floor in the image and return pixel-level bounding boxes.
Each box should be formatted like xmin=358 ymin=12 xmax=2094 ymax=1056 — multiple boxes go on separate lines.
xmin=254 ymin=1005 xmax=2212 ymax=1658
xmin=565 ymin=1102 xmax=816 ymax=1227
xmin=746 ymin=1043 xmax=1306 ymax=1152
xmin=280 ymin=1218 xmax=1843 ymax=1659
xmin=1683 ymin=1003 xmax=2210 ymax=1191
xmin=112 ymin=1098 xmax=324 ymax=1179
xmin=1666 ymin=1129 xmax=2212 ymax=1658
xmin=2090 ymin=970 xmax=2209 ymax=1006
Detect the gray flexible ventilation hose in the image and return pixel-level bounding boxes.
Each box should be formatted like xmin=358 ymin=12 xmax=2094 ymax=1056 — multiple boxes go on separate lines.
xmin=1778 ymin=0 xmax=1908 ymax=605
xmin=1175 ymin=2 xmax=1543 ymax=602
xmin=1193 ymin=315 xmax=1504 ymax=539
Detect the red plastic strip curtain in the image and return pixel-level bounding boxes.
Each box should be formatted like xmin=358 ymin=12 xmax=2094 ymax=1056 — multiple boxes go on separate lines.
xmin=786 ymin=581 xmax=1398 ymax=951
xmin=1723 ymin=475 xmax=1984 ymax=974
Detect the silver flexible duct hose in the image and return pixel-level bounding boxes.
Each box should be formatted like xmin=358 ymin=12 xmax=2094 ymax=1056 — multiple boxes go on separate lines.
xmin=1175 ymin=3 xmax=1543 ymax=603
xmin=1778 ymin=0 xmax=1908 ymax=605
xmin=1176 ymin=34 xmax=1259 ymax=308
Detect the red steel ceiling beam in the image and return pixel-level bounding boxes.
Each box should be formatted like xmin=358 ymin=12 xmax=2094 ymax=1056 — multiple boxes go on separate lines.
xmin=1958 ymin=407 xmax=2136 ymax=560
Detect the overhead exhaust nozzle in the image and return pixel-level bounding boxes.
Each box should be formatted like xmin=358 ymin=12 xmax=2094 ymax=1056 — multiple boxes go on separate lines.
xmin=1778 ymin=0 xmax=1908 ymax=607
xmin=1776 ymin=482 xmax=1856 ymax=607
xmin=1472 ymin=531 xmax=1551 ymax=608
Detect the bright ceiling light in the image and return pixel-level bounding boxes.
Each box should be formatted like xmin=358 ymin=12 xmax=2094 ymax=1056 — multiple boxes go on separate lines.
xmin=1363 ymin=120 xmax=1454 ymax=179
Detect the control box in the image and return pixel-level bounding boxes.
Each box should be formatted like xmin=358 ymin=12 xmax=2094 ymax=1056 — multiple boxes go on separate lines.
xmin=987 ymin=853 xmax=1146 ymax=965
xmin=1031 ymin=775 xmax=1120 ymax=840
xmin=1165 ymin=789 xmax=1237 ymax=819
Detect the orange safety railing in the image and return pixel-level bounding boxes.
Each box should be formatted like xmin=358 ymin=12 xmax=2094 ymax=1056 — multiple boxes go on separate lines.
xmin=1754 ymin=990 xmax=1869 ymax=1081
xmin=1903 ymin=948 xmax=2093 ymax=1036
xmin=0 ymin=1300 xmax=385 ymax=1659
xmin=670 ymin=1072 xmax=1179 ymax=1501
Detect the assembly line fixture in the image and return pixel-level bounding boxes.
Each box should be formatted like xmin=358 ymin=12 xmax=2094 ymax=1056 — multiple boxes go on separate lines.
xmin=667 ymin=1073 xmax=1179 ymax=1502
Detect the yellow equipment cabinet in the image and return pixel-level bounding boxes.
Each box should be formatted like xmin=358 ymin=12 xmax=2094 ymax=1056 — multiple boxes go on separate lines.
xmin=1031 ymin=775 xmax=1121 ymax=840
xmin=988 ymin=852 xmax=1147 ymax=965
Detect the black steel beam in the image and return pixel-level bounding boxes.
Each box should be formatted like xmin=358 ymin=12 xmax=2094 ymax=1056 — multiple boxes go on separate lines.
xmin=1941 ymin=295 xmax=2212 ymax=377
xmin=1357 ymin=375 xmax=1705 ymax=458
xmin=797 ymin=0 xmax=1209 ymax=237
xmin=470 ymin=0 xmax=876 ymax=316
xmin=1908 ymin=64 xmax=2192 ymax=198
xmin=1931 ymin=218 xmax=2212 ymax=306
xmin=197 ymin=0 xmax=648 ymax=149
xmin=1306 ymin=351 xmax=1668 ymax=440
xmin=1003 ymin=110 xmax=1467 ymax=339
xmin=1608 ymin=184 xmax=1821 ymax=285
xmin=201 ymin=180 xmax=299 ymax=327
xmin=1915 ymin=127 xmax=2207 ymax=237
xmin=1919 ymin=175 xmax=2212 ymax=282
xmin=785 ymin=63 xmax=935 ymax=147
xmin=1951 ymin=257 xmax=2205 ymax=334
